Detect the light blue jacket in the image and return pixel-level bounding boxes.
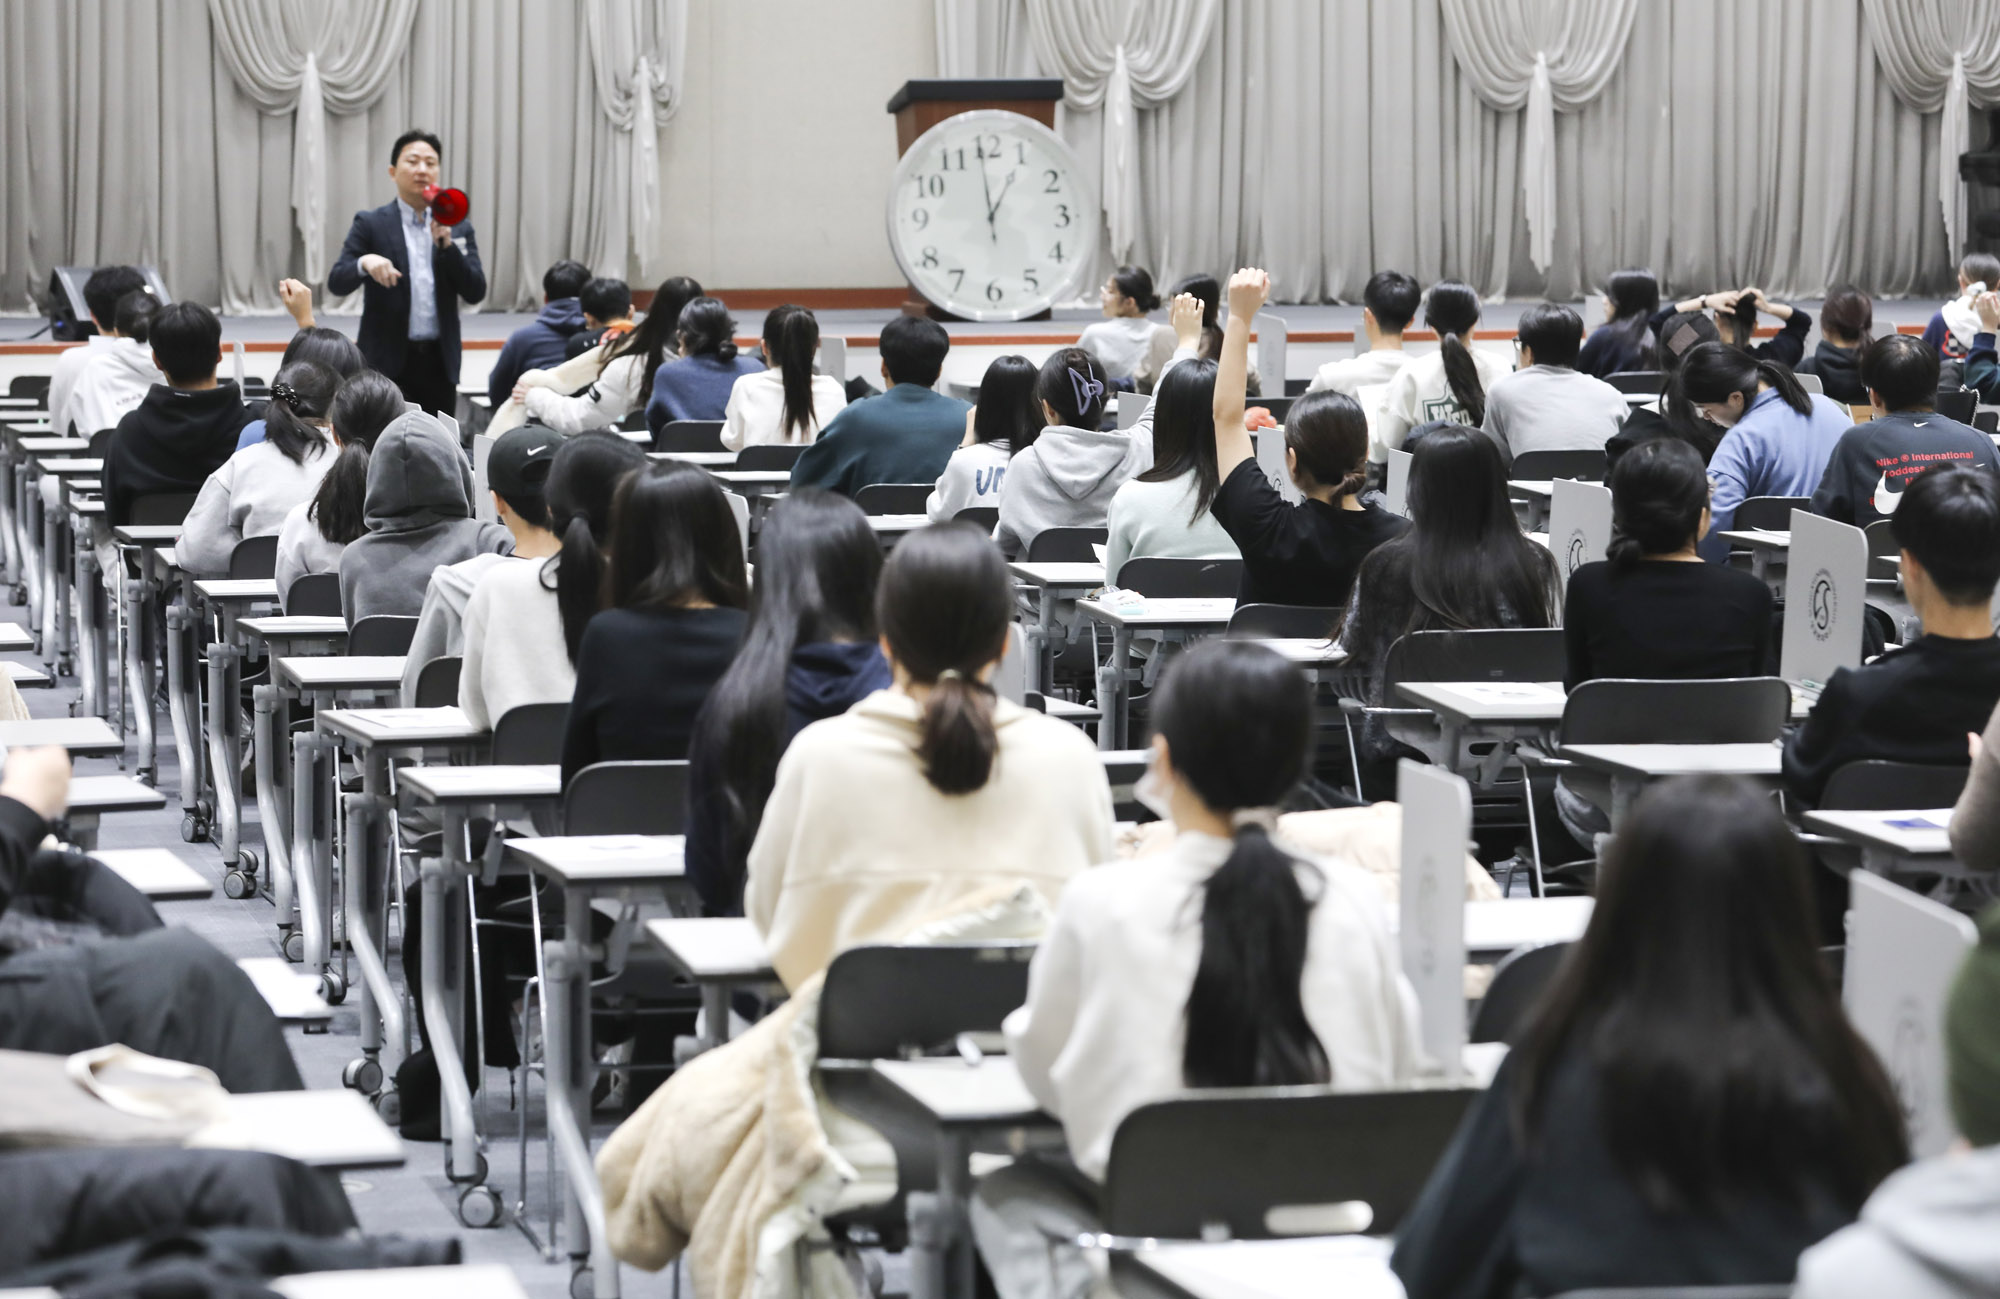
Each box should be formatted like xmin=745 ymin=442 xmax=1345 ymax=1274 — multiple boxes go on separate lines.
xmin=1701 ymin=388 xmax=1853 ymax=562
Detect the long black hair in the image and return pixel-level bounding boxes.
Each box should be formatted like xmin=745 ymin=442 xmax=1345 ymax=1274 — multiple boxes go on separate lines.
xmin=281 ymin=326 xmax=366 ymax=379
xmin=310 ymin=371 xmax=404 ymax=545
xmin=1424 ymin=281 xmax=1486 ymax=426
xmin=762 ymin=304 xmax=821 ymax=441
xmin=1170 ymin=273 xmax=1226 ymax=361
xmin=1283 ymin=389 xmax=1369 ymax=499
xmin=605 ymin=461 xmax=749 ymax=613
xmin=971 ymin=355 xmax=1042 ymax=456
xmin=874 ymin=523 xmax=1013 ymax=794
xmin=1137 ymin=358 xmax=1223 ymax=522
xmin=691 ymin=491 xmax=883 ymax=901
xmin=1401 ymin=424 xmax=1556 ymax=623
xmin=1036 ymin=347 xmax=1108 ymax=429
xmin=1510 ymin=776 xmax=1907 ymax=1213
xmin=263 ymin=360 xmax=337 ymax=467
xmin=675 ymin=296 xmax=738 ymax=362
xmin=1152 ymin=640 xmax=1329 ymax=1089
xmin=1606 ymin=437 xmax=1708 ymax=569
xmin=543 ymin=432 xmax=647 ymax=663
xmin=1820 ymin=285 xmax=1874 ymax=347
xmin=1670 ymin=341 xmax=1812 ymax=427
xmin=606 ymin=275 xmax=704 ymax=394
xmin=1600 ymin=268 xmax=1659 ymax=356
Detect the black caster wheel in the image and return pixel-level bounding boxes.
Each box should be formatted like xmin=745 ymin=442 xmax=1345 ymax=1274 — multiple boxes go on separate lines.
xmin=66 ymin=698 xmax=78 ymax=718
xmin=57 ymin=656 xmax=71 ymax=677
xmin=181 ymin=812 xmax=209 ymax=844
xmin=321 ymin=970 xmax=346 ymax=1004
xmin=136 ymin=767 xmax=156 ymax=788
xmin=456 ymin=1183 xmax=502 ymax=1229
xmin=569 ymin=1265 xmax=594 ymax=1299
xmin=373 ymin=1086 xmax=401 ymax=1126
xmin=283 ymin=929 xmax=304 ymax=963
xmin=342 ymin=1056 xmax=383 ymax=1095
xmin=223 ymin=869 xmax=249 ymax=900
xmin=8 ymin=585 xmax=22 ymax=606
xmin=238 ymin=849 xmax=259 ymax=893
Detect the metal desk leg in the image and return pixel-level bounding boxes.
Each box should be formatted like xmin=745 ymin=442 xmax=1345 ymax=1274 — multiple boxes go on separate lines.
xmin=46 ymin=500 xmax=70 ymax=676
xmin=75 ymin=541 xmax=105 ymax=717
xmin=165 ymin=602 xmax=208 ymax=833
xmin=63 ymin=812 xmax=100 ymax=853
xmin=290 ymin=729 xmax=330 ymax=976
xmin=21 ymin=470 xmax=41 ymax=644
xmin=1097 ymin=624 xmax=1133 ymax=751
xmin=1608 ymin=775 xmax=1641 ymax=833
xmin=422 ymin=812 xmax=500 ymax=1225
xmin=698 ymin=985 xmax=729 ymax=1055
xmin=36 ymin=487 xmax=56 ymax=667
xmin=125 ymin=575 xmax=157 ymax=778
xmin=935 ymin=1131 xmax=975 ymax=1299
xmin=545 ymin=888 xmax=620 ymax=1299
xmin=205 ymin=616 xmax=247 ymax=890
xmin=0 ymin=447 xmax=20 ymax=592
xmin=1029 ymin=588 xmax=1055 ymax=696
xmin=341 ymin=749 xmax=406 ymax=1119
xmin=255 ymin=685 xmax=294 ymax=926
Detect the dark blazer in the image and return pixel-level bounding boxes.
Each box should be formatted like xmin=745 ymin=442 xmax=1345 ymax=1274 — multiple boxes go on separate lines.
xmin=328 ymin=200 xmax=486 ymax=383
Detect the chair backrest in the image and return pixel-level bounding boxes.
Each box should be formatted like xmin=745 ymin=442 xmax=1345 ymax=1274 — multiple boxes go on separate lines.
xmin=854 ymin=483 xmax=932 ymax=515
xmin=1795 ymin=371 xmax=1825 ymax=395
xmin=1819 ymin=760 xmax=1969 ymax=811
xmin=1863 ymin=517 xmax=1900 ymax=580
xmin=735 ymin=443 xmax=805 ymax=472
xmin=563 ymin=760 xmax=688 ymax=835
xmin=1225 ymin=603 xmax=1341 ymax=639
xmin=1118 ymin=556 xmax=1242 ymax=599
xmin=953 ymin=506 xmax=999 ymax=530
xmin=347 ymin=614 xmax=417 ymax=656
xmin=1603 ymin=371 xmax=1664 ymax=395
xmin=1101 ymin=1088 xmax=1480 ymax=1238
xmin=1976 ymin=408 xmax=1999 ymax=435
xmin=1026 ymin=526 xmax=1108 ymax=562
xmin=9 ymin=375 xmax=51 ymax=404
xmin=1381 ymin=628 xmax=1567 ymax=694
xmin=1560 ymin=677 xmax=1790 ymax=745
xmin=412 ymin=655 xmax=462 ymax=708
xmin=491 ymin=701 xmax=568 ymax=765
xmin=130 ymin=492 xmax=198 ymax=526
xmin=1936 ymin=387 xmax=1977 ymax=423
xmin=654 ymin=419 xmax=725 ymax=452
xmin=1733 ymin=496 xmax=1811 ymax=531
xmin=1509 ymin=449 xmax=1606 ymax=482
xmin=817 ymin=943 xmax=1036 ymax=1060
xmin=1469 ymin=942 xmax=1571 ymax=1045
xmin=284 ymin=572 xmax=341 ymax=617
xmin=87 ymin=428 xmax=116 ymax=458
xmin=616 ymin=405 xmax=648 ymax=433
xmin=227 ymin=534 xmax=279 ymax=580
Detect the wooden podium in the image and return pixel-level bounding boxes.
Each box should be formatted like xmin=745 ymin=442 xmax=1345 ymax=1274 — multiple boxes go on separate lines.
xmin=887 ymin=79 xmax=1064 ymax=320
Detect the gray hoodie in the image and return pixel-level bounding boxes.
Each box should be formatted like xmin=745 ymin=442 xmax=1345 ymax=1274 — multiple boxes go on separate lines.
xmin=1794 ymin=1146 xmax=2000 ymax=1299
xmin=337 ymin=411 xmax=513 ymax=624
xmin=993 ymin=424 xmax=1148 ymax=559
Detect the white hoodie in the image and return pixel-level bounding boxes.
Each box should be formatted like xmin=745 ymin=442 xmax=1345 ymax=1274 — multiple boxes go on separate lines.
xmin=66 ymin=338 xmax=162 ymax=442
xmin=992 ymin=424 xmax=1148 ymax=560
xmin=926 ymin=439 xmax=1011 ymax=522
xmin=1794 ymin=1145 xmax=2000 ymax=1299
xmin=177 ymin=429 xmax=337 ymax=576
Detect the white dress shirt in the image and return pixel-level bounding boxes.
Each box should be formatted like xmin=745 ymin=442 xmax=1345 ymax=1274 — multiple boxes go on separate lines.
xmin=398 ymin=198 xmax=439 ymax=341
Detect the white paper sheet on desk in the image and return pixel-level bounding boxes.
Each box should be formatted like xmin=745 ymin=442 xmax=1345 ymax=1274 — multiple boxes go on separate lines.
xmin=1092 ymin=543 xmax=1106 ymax=562
xmin=1454 ymin=683 xmax=1558 ymax=702
xmin=1142 ymin=1236 xmax=1402 ymax=1299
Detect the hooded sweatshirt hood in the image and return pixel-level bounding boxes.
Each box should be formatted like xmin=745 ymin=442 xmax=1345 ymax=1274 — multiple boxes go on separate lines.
xmin=363 ymin=410 xmax=479 ymax=534
xmin=1796 ymin=1144 xmax=2000 ymax=1297
xmin=101 ymin=381 xmax=255 ymax=526
xmin=992 ymin=423 xmax=1147 ymax=558
xmin=785 ymin=641 xmax=892 ymax=736
xmin=1029 ymin=425 xmax=1146 ymax=503
xmin=340 ymin=410 xmax=513 ymax=623
xmin=1803 ymin=340 xmax=1865 ymax=402
xmin=67 ymin=338 xmax=163 ymax=440
xmin=539 ymin=297 xmax=588 ymax=335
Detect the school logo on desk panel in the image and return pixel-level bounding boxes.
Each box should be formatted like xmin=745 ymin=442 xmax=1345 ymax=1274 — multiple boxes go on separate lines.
xmin=1564 ymin=530 xmax=1589 ymax=580
xmin=1808 ymin=568 xmax=1838 ymax=641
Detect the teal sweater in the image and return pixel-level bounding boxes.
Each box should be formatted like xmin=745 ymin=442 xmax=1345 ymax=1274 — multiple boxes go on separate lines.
xmin=788 ymin=384 xmax=971 ymax=497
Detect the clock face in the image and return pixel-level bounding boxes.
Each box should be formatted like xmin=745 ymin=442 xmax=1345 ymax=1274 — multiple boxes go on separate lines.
xmin=887 ymin=109 xmax=1093 ymax=322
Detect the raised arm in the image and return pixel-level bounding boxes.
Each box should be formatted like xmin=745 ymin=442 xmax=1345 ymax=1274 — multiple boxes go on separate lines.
xmin=1212 ymin=268 xmax=1269 ymax=479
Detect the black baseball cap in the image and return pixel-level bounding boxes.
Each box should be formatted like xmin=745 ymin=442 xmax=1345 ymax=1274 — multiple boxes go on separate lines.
xmin=487 ymin=427 xmax=558 ymax=497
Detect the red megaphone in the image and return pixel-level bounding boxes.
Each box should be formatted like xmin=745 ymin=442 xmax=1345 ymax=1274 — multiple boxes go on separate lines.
xmin=422 ymin=184 xmax=469 ymax=227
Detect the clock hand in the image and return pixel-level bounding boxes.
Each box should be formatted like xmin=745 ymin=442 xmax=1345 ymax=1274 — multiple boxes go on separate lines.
xmin=977 ymin=153 xmax=999 ymax=245
xmin=985 ymin=170 xmax=1017 ymax=236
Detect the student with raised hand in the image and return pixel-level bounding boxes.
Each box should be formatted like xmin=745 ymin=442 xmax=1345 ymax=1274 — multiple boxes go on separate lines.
xmin=1576 ymin=267 xmax=1659 ymax=379
xmin=685 ymin=491 xmax=891 ymax=916
xmin=1813 ymin=334 xmax=1999 ymax=527
xmin=487 ymin=258 xmax=592 ymax=407
xmin=1925 ymin=251 xmax=2000 ymax=362
xmin=975 ymin=641 xmax=1419 ymax=1299
xmin=926 ymin=354 xmax=1040 ymax=522
xmin=644 ymin=296 xmax=763 ymax=432
xmin=560 ymin=461 xmax=749 ymax=785
xmin=1308 ymin=269 xmax=1419 ymax=395
xmin=1077 ymin=264 xmax=1175 ymax=390
xmin=993 ymin=347 xmax=1145 ymax=559
xmin=721 ymin=303 xmax=846 ymax=450
xmin=508 ymin=275 xmax=698 ymax=437
xmin=1784 ymin=465 xmax=2000 ymax=807
xmin=1482 ymin=302 xmax=1630 ymax=461
xmin=1376 ymin=280 xmax=1510 ymax=457
xmin=276 ymin=371 xmax=405 ymax=599
xmin=101 ymin=302 xmax=258 ymax=528
xmin=1102 ymin=358 xmax=1239 ymax=584
xmin=1797 ymin=285 xmax=1874 ymax=406
xmin=745 ymin=523 xmax=1115 ymax=990
xmin=235 ymin=326 xmax=367 ymax=451
xmin=1675 ymin=341 xmax=1851 ymax=560
xmin=1393 ymin=775 xmax=1908 ymax=1299
xmin=177 ymin=360 xmax=339 ymax=576
xmin=1209 ymin=268 xmax=1406 ymax=608
xmin=1650 ymin=286 xmax=1812 ymax=366
xmin=789 ymin=316 xmax=969 ymax=497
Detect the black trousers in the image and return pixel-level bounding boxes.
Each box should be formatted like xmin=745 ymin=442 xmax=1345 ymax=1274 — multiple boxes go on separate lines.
xmin=394 ymin=339 xmax=457 ymax=416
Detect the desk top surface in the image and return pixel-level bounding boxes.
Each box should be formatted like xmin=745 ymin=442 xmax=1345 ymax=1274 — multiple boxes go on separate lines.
xmin=273 ymin=1266 xmax=531 ymax=1299
xmin=1507 ymin=479 xmax=1554 ymax=497
xmin=236 ymin=956 xmax=333 ymax=1022
xmin=650 ymin=450 xmax=738 ymax=466
xmin=190 ymin=1089 xmax=404 ymax=1170
xmin=68 ymin=775 xmax=169 ymax=812
xmin=869 ymin=1056 xmax=1051 ymax=1126
xmin=1130 ymin=1236 xmax=1399 ymax=1299
xmin=1076 ymin=596 xmax=1236 ymax=627
xmin=317 ymin=706 xmax=484 ymax=746
xmin=40 ymin=457 xmax=102 ymax=474
xmin=277 ymin=655 xmax=406 ymax=690
xmin=1804 ymin=807 xmax=1955 ymax=855
xmin=646 ymin=917 xmax=777 ymax=981
xmin=1398 ymin=680 xmax=1566 ymax=722
xmin=1559 ymin=741 xmax=1783 ymax=777
xmin=0 ymin=623 xmax=32 ymax=649
xmin=506 ymin=834 xmax=688 ymax=884
xmin=93 ymin=847 xmax=211 ymax=899
xmin=1717 ymin=528 xmax=1791 ymax=549
xmin=240 ymin=615 xmax=347 ymax=640
xmin=112 ymin=525 xmax=182 ymax=545
xmin=398 ymin=763 xmax=562 ymax=804
xmin=193 ymin=578 xmax=280 ymax=602
xmin=1008 ymin=561 xmax=1106 ymax=586
xmin=865 ymin=513 xmax=929 ymax=532
xmin=19 ymin=437 xmax=88 ymax=455
xmin=0 ymin=716 xmax=122 ymax=754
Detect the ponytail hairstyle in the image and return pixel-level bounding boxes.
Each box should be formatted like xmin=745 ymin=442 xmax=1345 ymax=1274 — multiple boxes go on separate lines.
xmin=1170 ymin=273 xmax=1226 ymax=361
xmin=1282 ymin=389 xmax=1369 ymax=499
xmin=675 ymin=296 xmax=738 ymax=362
xmin=112 ymin=289 xmax=158 ymax=343
xmin=874 ymin=523 xmax=1013 ymax=794
xmin=1721 ymin=294 xmax=1760 ymax=350
xmin=542 ymin=432 xmax=648 ymax=663
xmin=971 ymin=355 xmax=1044 ymax=456
xmin=1108 ymin=265 xmax=1162 ymax=314
xmin=262 ymin=360 xmax=337 ymax=467
xmin=1601 ymin=268 xmax=1660 ymax=353
xmin=1670 ymin=341 xmax=1812 ymax=427
xmin=1035 ymin=347 xmax=1109 ymax=429
xmin=1606 ymin=437 xmax=1709 ymax=570
xmin=1152 ymin=640 xmax=1330 ymax=1089
xmin=607 ymin=275 xmax=704 ymax=394
xmin=1820 ymin=285 xmax=1874 ymax=347
xmin=311 ymin=370 xmax=404 ymax=545
xmin=1424 ymin=280 xmax=1487 ymax=426
xmin=762 ymin=304 xmax=822 ymax=441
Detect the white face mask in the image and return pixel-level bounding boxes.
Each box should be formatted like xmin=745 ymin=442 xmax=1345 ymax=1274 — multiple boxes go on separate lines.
xmin=1134 ymin=752 xmax=1175 ymax=822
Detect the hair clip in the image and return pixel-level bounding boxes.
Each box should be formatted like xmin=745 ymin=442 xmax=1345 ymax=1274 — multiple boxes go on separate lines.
xmin=1067 ymin=366 xmax=1105 ymax=411
xmin=936 ymin=667 xmax=964 ymax=682
xmin=270 ymin=380 xmax=302 ymax=409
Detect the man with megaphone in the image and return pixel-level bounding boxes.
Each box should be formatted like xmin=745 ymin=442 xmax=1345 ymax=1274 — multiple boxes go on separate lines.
xmin=329 ymin=128 xmax=485 ymax=415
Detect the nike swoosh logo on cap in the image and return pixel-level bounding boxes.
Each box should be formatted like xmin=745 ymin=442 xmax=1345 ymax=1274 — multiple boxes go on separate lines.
xmin=527 ymin=444 xmax=550 ymax=454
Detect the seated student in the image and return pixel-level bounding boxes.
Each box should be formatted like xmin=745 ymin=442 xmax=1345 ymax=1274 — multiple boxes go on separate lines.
xmin=1797 ymin=285 xmax=1874 ymax=405
xmin=101 ymin=302 xmax=257 ymax=527
xmin=1813 ymin=333 xmax=1999 ymax=527
xmin=1376 ymin=280 xmax=1511 ymax=458
xmin=1308 ymin=269 xmax=1419 ymax=396
xmin=0 ymin=746 xmax=304 ymax=1094
xmin=48 ymin=264 xmax=146 ymax=441
xmin=1565 ymin=437 xmax=1773 ymax=687
xmin=1575 ymin=267 xmax=1659 ymax=379
xmin=788 ymin=316 xmax=969 ymax=497
xmin=565 ymin=275 xmax=636 ymax=360
xmin=644 ymin=296 xmax=764 ymax=432
xmin=1925 ymin=251 xmax=2000 ymax=363
xmin=993 ymin=348 xmax=1144 ymax=560
xmin=1077 ymin=265 xmax=1175 ymax=390
xmin=1482 ymin=303 xmax=1630 ymax=460
xmin=1795 ymin=907 xmax=2000 ymax=1298
xmin=177 ymin=360 xmax=339 ymax=575
xmin=64 ymin=289 xmax=161 ymax=443
xmin=926 ymin=354 xmax=1040 ymax=522
xmin=337 ymin=410 xmax=513 ymax=623
xmin=1677 ymin=341 xmax=1851 ymax=560
xmin=235 ymin=327 xmax=367 ymax=451
xmin=511 ymin=277 xmax=691 ymax=436
xmin=721 ymin=304 xmax=846 ymax=450
xmin=745 ymin=523 xmax=1114 ymax=989
xmin=275 ymin=371 xmax=405 ymax=601
xmin=486 ymin=258 xmax=591 ymax=406
xmin=1605 ymin=309 xmax=1725 ymax=467
xmin=1102 ymin=358 xmax=1239 ymax=584
xmin=398 ymin=426 xmax=561 ymax=703
xmin=975 ymin=641 xmax=1421 ymax=1299
xmin=1649 ymin=286 xmax=1812 ymax=366
xmin=1393 ymin=775 xmax=1906 ymax=1299
xmin=1784 ymin=465 xmax=2000 ymax=807
xmin=1209 ymin=268 xmax=1407 ymax=608
xmin=685 ymin=491 xmax=890 ymax=916
xmin=561 ymin=461 xmax=749 ymax=784
xmin=1169 ymin=272 xmax=1261 ymax=395
xmin=1959 ymin=287 xmax=2000 ymax=405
